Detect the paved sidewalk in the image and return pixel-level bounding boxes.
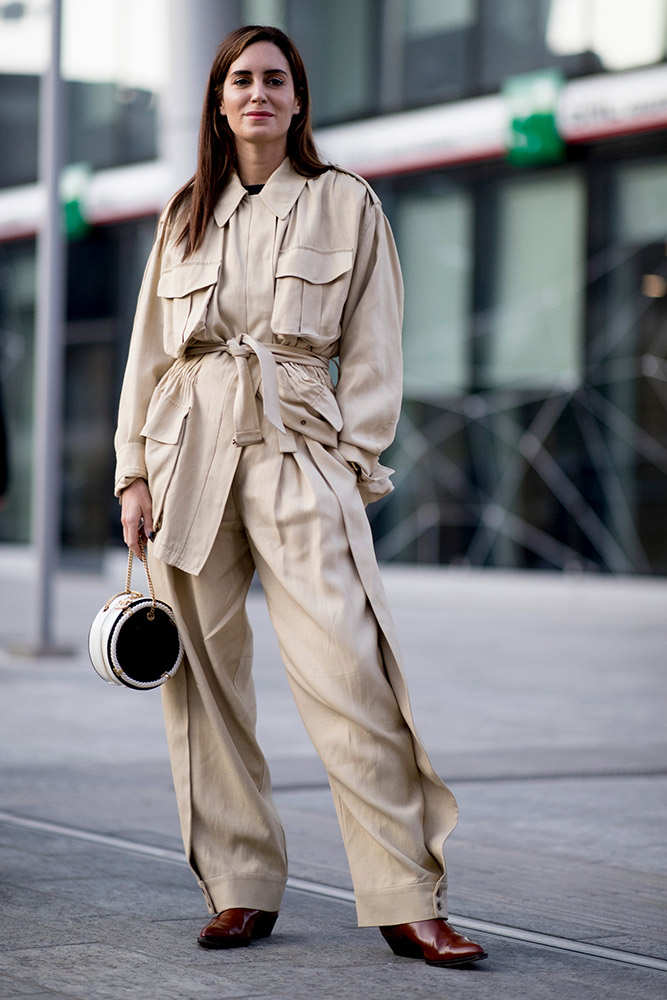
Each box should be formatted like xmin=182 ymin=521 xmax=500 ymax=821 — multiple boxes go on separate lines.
xmin=1 ymin=548 xmax=666 ymax=999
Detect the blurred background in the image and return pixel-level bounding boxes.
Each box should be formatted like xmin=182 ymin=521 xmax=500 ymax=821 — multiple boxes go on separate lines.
xmin=1 ymin=0 xmax=667 ymax=575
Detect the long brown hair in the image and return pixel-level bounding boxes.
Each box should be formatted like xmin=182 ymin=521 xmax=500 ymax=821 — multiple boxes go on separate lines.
xmin=170 ymin=25 xmax=328 ymax=257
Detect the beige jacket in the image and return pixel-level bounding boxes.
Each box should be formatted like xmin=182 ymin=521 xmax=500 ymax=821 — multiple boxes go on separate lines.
xmin=114 ymin=160 xmax=404 ymax=575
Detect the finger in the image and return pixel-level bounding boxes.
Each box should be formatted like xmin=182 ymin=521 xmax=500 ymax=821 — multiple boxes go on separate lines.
xmin=139 ymin=518 xmax=154 ymax=557
xmin=121 ymin=511 xmax=141 ymax=557
xmin=120 ymin=482 xmax=152 ymax=555
xmin=127 ymin=526 xmax=141 ymax=558
xmin=142 ymin=504 xmax=154 ymax=540
xmin=136 ymin=485 xmax=154 ymax=538
xmin=134 ymin=517 xmax=146 ymax=557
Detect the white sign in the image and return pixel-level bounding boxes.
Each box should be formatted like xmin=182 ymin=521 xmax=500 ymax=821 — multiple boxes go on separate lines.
xmin=558 ymin=64 xmax=667 ymax=141
xmin=318 ymin=64 xmax=667 ymax=177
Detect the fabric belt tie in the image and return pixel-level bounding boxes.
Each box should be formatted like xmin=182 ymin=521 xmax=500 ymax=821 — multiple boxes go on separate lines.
xmin=185 ymin=335 xmax=329 ymax=448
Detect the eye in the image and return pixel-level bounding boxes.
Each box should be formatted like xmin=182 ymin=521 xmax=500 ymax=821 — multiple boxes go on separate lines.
xmin=231 ymin=76 xmax=250 ymax=87
xmin=267 ymin=76 xmax=285 ymax=86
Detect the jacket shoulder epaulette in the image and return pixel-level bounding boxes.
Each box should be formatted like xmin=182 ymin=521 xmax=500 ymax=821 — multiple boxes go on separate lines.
xmin=328 ymin=164 xmax=381 ymax=206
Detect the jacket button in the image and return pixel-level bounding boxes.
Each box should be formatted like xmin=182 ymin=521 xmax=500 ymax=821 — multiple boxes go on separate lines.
xmin=300 ymin=419 xmax=306 ymax=425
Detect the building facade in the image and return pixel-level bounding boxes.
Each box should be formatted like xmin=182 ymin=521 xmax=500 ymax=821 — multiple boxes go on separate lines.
xmin=1 ymin=0 xmax=667 ymax=572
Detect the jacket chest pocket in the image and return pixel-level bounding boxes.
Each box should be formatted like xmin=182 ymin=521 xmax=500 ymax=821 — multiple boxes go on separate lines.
xmin=272 ymin=247 xmax=353 ymax=341
xmin=157 ymin=261 xmax=219 ymax=350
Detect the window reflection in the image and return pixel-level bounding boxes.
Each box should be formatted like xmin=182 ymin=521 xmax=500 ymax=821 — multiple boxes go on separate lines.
xmin=286 ymin=0 xmax=375 ymax=123
xmin=395 ymin=187 xmax=472 ymax=397
xmin=482 ymin=172 xmax=585 ymax=389
xmin=480 ymin=0 xmax=555 ymax=90
xmin=547 ymin=0 xmax=667 ymax=71
xmin=0 ymin=240 xmax=36 ymax=544
xmin=397 ymin=0 xmax=476 ymax=106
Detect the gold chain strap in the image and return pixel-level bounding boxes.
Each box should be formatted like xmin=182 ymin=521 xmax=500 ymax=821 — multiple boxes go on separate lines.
xmin=126 ymin=543 xmax=157 ymax=606
xmin=103 ymin=544 xmax=157 ymax=612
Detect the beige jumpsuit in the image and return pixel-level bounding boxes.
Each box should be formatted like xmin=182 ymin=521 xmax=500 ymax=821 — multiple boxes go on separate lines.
xmin=114 ymin=159 xmax=458 ymax=927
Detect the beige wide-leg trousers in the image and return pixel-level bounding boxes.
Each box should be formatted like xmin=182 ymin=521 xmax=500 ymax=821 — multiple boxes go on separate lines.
xmin=150 ymin=422 xmax=452 ymax=927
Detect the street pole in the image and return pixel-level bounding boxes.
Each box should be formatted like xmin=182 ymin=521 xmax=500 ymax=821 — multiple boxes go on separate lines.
xmin=26 ymin=0 xmax=69 ymax=655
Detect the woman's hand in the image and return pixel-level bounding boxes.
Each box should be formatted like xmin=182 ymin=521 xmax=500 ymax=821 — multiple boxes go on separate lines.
xmin=120 ymin=479 xmax=154 ymax=558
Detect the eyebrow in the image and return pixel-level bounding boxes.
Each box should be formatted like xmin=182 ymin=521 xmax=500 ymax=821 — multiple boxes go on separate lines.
xmin=229 ymin=68 xmax=288 ymax=76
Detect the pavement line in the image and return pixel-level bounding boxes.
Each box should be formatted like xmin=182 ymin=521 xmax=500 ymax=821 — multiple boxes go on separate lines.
xmin=0 ymin=810 xmax=187 ymax=865
xmin=1 ymin=809 xmax=666 ymax=974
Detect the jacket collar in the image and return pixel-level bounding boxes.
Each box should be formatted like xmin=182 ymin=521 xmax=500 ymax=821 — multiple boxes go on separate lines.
xmin=213 ymin=158 xmax=309 ymax=228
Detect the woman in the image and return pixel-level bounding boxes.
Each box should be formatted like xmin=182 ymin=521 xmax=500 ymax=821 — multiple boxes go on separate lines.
xmin=115 ymin=24 xmax=486 ymax=967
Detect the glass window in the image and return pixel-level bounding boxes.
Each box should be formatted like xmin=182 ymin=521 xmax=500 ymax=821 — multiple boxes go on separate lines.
xmin=395 ymin=186 xmax=472 ymax=397
xmin=594 ymin=158 xmax=667 ymax=572
xmin=617 ymin=162 xmax=667 ymax=243
xmin=481 ymin=171 xmax=585 ymax=389
xmin=0 ymin=75 xmax=159 ymax=186
xmin=480 ymin=0 xmax=667 ymax=92
xmin=547 ymin=0 xmax=667 ymax=72
xmin=0 ymin=74 xmax=39 ymax=186
xmin=0 ymin=240 xmax=37 ymax=544
xmin=399 ymin=0 xmax=476 ymax=106
xmin=286 ymin=0 xmax=376 ymax=124
xmin=67 ymin=81 xmax=158 ymax=171
xmin=243 ymin=0 xmax=288 ymax=28
xmin=479 ymin=0 xmax=554 ymax=91
xmin=406 ymin=0 xmax=473 ymax=35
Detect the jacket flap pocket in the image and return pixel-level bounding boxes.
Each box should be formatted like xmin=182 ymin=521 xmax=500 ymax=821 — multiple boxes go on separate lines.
xmin=157 ymin=262 xmax=219 ymax=299
xmin=275 ymin=247 xmax=353 ymax=284
xmin=278 ymin=364 xmax=344 ymax=432
xmin=141 ymin=394 xmax=190 ymax=445
xmin=308 ymin=388 xmax=343 ymax=431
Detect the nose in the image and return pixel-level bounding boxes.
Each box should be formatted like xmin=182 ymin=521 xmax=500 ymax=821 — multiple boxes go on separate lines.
xmin=250 ymin=80 xmax=267 ymax=103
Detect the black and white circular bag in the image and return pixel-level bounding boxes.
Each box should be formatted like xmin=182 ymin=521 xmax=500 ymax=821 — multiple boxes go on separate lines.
xmin=88 ymin=546 xmax=183 ymax=690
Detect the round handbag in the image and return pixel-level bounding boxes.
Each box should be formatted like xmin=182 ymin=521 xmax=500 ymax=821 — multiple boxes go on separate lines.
xmin=88 ymin=546 xmax=183 ymax=690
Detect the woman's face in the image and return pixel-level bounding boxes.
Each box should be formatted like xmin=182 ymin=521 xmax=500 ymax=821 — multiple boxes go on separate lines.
xmin=219 ymin=41 xmax=301 ymax=153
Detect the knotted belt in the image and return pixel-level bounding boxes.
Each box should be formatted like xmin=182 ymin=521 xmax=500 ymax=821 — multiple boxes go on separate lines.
xmin=185 ymin=334 xmax=330 ymax=447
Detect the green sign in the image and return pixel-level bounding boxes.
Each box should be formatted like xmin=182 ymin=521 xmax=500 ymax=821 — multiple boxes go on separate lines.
xmin=60 ymin=163 xmax=92 ymax=240
xmin=504 ymin=70 xmax=565 ymax=166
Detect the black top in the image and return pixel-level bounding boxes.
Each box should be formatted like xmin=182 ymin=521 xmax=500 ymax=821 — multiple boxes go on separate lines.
xmin=243 ymin=184 xmax=264 ymax=196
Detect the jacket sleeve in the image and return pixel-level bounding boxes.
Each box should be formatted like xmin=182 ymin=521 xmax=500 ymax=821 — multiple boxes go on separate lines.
xmin=113 ymin=217 xmax=173 ymax=496
xmin=335 ymin=196 xmax=404 ymax=480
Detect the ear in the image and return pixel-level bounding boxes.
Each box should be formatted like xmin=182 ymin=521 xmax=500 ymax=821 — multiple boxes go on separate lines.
xmin=293 ymin=97 xmax=302 ymax=116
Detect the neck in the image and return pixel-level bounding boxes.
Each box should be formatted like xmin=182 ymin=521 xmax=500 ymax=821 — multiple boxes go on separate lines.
xmin=235 ymin=140 xmax=287 ymax=186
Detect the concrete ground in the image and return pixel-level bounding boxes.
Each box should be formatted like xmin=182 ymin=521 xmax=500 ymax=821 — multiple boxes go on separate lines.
xmin=0 ymin=548 xmax=666 ymax=999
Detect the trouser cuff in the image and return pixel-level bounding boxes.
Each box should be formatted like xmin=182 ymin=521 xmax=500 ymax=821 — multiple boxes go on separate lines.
xmin=354 ymin=880 xmax=448 ymax=928
xmin=198 ymin=873 xmax=287 ymax=915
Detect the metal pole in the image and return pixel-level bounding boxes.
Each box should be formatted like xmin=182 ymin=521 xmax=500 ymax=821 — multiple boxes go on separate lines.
xmin=27 ymin=0 xmax=69 ymax=654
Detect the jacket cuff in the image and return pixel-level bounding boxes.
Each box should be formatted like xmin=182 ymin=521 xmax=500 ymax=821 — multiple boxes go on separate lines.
xmin=114 ymin=442 xmax=147 ymax=497
xmin=337 ymin=441 xmax=395 ymax=506
xmin=336 ymin=442 xmax=377 ymax=478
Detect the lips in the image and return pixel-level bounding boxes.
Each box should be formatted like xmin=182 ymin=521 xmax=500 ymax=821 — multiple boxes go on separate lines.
xmin=245 ymin=112 xmax=273 ymax=118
